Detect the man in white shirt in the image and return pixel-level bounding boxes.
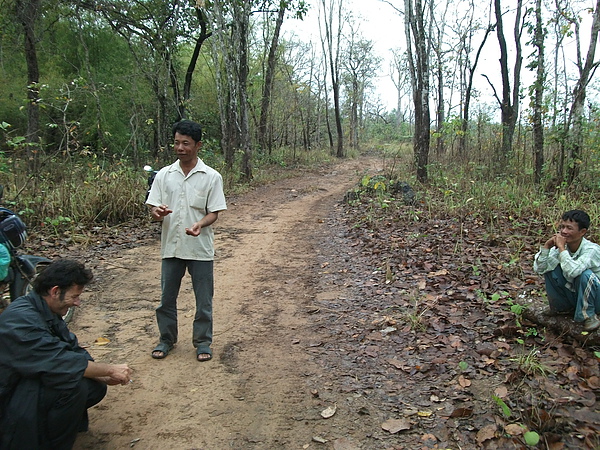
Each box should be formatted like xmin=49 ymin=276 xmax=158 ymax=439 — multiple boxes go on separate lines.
xmin=534 ymin=210 xmax=600 ymax=332
xmin=146 ymin=120 xmax=227 ymax=361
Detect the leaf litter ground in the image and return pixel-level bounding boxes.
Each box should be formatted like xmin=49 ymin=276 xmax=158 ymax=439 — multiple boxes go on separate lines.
xmin=307 ymin=180 xmax=600 ymax=449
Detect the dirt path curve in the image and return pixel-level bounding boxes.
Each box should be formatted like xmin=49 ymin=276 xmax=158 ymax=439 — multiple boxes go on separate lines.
xmin=73 ymin=156 xmax=382 ymax=450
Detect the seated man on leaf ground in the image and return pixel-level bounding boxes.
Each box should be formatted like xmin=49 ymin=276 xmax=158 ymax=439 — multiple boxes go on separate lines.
xmin=534 ymin=209 xmax=600 ymax=332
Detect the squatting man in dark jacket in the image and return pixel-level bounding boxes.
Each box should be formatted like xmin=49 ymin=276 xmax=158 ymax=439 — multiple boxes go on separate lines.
xmin=534 ymin=210 xmax=600 ymax=332
xmin=0 ymin=259 xmax=132 ymax=449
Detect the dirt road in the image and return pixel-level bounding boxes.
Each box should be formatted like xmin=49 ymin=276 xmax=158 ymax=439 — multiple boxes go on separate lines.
xmin=73 ymin=156 xmax=379 ymax=450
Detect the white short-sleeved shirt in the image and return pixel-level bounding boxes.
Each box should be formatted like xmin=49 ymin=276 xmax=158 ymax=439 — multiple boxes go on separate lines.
xmin=145 ymin=159 xmax=227 ymax=261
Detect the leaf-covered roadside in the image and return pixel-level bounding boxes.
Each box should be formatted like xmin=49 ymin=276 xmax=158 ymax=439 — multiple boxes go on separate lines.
xmin=309 ymin=180 xmax=600 ymax=449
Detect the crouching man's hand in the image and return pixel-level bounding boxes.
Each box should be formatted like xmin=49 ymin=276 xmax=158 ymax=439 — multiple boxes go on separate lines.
xmin=104 ymin=363 xmax=133 ymax=385
xmin=86 ymin=361 xmax=133 ymax=386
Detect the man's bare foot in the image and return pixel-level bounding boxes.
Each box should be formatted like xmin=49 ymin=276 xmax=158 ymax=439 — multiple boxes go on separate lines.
xmin=152 ymin=350 xmax=167 ymax=359
xmin=197 ymin=353 xmax=212 ymax=362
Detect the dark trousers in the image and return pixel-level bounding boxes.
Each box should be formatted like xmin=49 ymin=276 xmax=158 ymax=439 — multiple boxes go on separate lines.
xmin=1 ymin=377 xmax=107 ymax=450
xmin=156 ymin=258 xmax=214 ymax=351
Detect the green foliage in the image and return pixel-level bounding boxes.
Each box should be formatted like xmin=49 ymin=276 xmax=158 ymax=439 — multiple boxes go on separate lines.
xmin=43 ymin=215 xmax=73 ymax=236
xmin=510 ymin=347 xmax=553 ymax=377
xmin=490 ymin=292 xmax=502 ymax=302
xmin=524 ymin=431 xmax=540 ymax=446
xmin=492 ymin=395 xmax=512 ymax=418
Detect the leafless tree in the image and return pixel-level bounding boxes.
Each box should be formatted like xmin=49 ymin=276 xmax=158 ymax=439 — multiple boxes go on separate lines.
xmin=430 ymin=0 xmax=450 ymax=155
xmin=341 ymin=22 xmax=380 ymax=151
xmin=319 ymin=0 xmax=345 ymax=157
xmin=448 ymin=0 xmax=494 ymax=156
xmin=531 ymin=0 xmax=545 ymax=184
xmin=564 ymin=0 xmax=600 ymax=183
xmin=483 ymin=0 xmax=527 ymax=170
xmin=390 ymin=49 xmax=412 ymax=125
xmin=404 ymin=0 xmax=431 ymax=182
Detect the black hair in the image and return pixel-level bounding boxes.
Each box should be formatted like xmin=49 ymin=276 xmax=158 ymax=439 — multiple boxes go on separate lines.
xmin=33 ymin=259 xmax=93 ymax=296
xmin=172 ymin=120 xmax=202 ymax=143
xmin=562 ymin=210 xmax=590 ymax=230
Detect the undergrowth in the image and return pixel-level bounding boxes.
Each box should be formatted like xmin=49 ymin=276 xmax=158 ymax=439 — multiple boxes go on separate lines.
xmin=354 ymin=146 xmax=599 ymax=242
xmin=0 ymin=145 xmax=341 ymax=242
xmin=0 ymin=140 xmax=598 ymax=245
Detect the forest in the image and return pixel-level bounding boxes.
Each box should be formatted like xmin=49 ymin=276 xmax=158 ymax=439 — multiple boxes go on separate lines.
xmin=0 ymin=0 xmax=599 ymax=231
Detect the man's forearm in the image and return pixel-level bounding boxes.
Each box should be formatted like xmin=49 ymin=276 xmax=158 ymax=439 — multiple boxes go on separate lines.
xmin=84 ymin=361 xmax=114 ymax=379
xmin=198 ymin=211 xmax=219 ymax=228
xmin=85 ymin=361 xmax=132 ymax=385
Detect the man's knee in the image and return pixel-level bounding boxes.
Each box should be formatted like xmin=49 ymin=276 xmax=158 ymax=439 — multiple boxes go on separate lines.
xmin=84 ymin=378 xmax=107 ymax=408
xmin=44 ymin=379 xmax=107 ymax=446
xmin=577 ymin=269 xmax=597 ymax=284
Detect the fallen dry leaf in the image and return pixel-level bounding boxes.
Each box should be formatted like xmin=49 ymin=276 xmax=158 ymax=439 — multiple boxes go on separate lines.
xmin=449 ymin=407 xmax=473 ymax=418
xmin=421 ymin=433 xmax=437 ymax=442
xmin=458 ymin=375 xmax=471 ymax=387
xmin=504 ymin=424 xmax=525 ymax=436
xmin=94 ymin=337 xmax=110 ymax=346
xmin=476 ymin=424 xmax=497 ymax=445
xmin=388 ymin=358 xmax=405 ymax=369
xmin=381 ymin=418 xmax=411 ymax=434
xmin=332 ymin=437 xmax=360 ymax=450
xmin=494 ymin=385 xmax=508 ymax=398
xmin=429 ymin=269 xmax=448 ymax=276
xmin=321 ymin=404 xmax=337 ymax=419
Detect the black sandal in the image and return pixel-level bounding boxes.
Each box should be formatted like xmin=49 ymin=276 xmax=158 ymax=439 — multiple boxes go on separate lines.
xmin=196 ymin=347 xmax=212 ymax=362
xmin=151 ymin=342 xmax=173 ymax=359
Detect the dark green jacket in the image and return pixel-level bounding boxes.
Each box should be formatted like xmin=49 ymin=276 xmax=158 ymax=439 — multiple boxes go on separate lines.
xmin=0 ymin=292 xmax=91 ymax=449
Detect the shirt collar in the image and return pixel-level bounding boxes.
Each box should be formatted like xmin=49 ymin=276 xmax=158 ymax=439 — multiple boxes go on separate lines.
xmin=170 ymin=159 xmax=207 ymax=176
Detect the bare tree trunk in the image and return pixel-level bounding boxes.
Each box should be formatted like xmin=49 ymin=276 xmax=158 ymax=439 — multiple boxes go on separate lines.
xmin=405 ymin=0 xmax=430 ymax=183
xmin=258 ymin=2 xmax=286 ymax=153
xmin=350 ymin=78 xmax=359 ymax=150
xmin=233 ymin=1 xmax=252 ymax=180
xmin=180 ymin=6 xmax=212 ymax=121
xmin=458 ymin=21 xmax=494 ymax=156
xmin=16 ymin=0 xmax=42 ymax=172
xmin=320 ymin=0 xmax=344 ymax=158
xmin=566 ymin=0 xmax=600 ymax=184
xmin=431 ymin=0 xmax=448 ymax=156
xmin=492 ymin=0 xmax=525 ymax=171
xmin=532 ymin=0 xmax=545 ymax=185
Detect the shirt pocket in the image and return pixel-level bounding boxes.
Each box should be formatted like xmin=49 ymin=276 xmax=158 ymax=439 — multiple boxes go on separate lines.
xmin=190 ymin=189 xmax=208 ymax=214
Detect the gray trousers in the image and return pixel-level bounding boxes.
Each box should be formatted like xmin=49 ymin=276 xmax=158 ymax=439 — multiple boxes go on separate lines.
xmin=156 ymin=258 xmax=214 ymax=351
